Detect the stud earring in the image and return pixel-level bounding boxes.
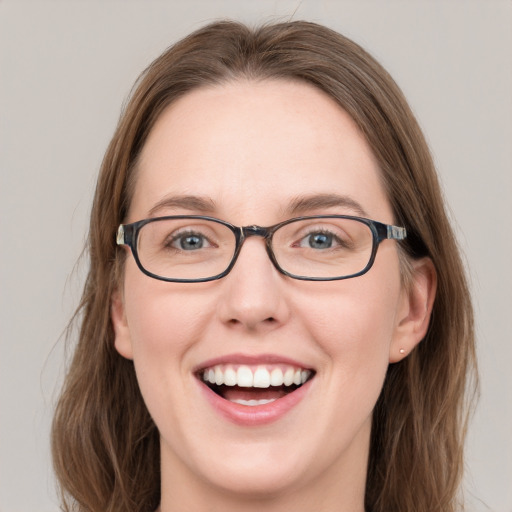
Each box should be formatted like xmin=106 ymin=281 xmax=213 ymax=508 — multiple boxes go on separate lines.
xmin=399 ymin=348 xmax=406 ymax=354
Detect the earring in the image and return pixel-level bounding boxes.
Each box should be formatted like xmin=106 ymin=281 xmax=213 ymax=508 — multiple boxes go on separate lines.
xmin=399 ymin=348 xmax=406 ymax=354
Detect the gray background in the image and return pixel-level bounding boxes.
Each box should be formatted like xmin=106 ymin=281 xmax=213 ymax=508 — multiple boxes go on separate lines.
xmin=0 ymin=1 xmax=510 ymax=511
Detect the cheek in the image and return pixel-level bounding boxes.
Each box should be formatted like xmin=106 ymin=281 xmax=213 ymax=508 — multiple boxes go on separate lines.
xmin=297 ymin=264 xmax=401 ymax=382
xmin=121 ymin=263 xmax=216 ymax=412
xmin=306 ymin=280 xmax=398 ymax=346
xmin=121 ymin=269 xmax=219 ymax=436
xmin=123 ymin=263 xmax=211 ymax=354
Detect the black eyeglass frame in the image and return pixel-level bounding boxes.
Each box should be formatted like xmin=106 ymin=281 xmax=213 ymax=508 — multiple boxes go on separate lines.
xmin=116 ymin=215 xmax=406 ymax=283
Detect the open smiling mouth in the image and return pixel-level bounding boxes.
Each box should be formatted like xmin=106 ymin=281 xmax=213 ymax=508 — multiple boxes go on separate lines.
xmin=198 ymin=364 xmax=315 ymax=406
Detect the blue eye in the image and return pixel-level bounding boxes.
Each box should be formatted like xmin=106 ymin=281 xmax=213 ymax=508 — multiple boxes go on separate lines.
xmin=171 ymin=232 xmax=208 ymax=251
xmin=297 ymin=231 xmax=340 ymax=249
xmin=306 ymin=232 xmax=333 ymax=249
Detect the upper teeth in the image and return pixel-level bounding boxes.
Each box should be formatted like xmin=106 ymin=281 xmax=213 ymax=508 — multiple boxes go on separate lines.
xmin=201 ymin=365 xmax=311 ymax=388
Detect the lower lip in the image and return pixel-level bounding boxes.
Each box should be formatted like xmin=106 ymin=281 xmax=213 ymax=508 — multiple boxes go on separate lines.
xmin=197 ymin=378 xmax=313 ymax=426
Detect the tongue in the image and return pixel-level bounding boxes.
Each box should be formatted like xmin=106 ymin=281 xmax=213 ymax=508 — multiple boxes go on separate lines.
xmin=222 ymin=385 xmax=291 ymax=402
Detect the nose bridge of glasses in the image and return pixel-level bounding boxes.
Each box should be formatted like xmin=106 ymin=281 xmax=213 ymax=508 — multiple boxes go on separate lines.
xmin=232 ymin=225 xmax=281 ymax=278
xmin=242 ymin=225 xmax=270 ymax=239
xmin=237 ymin=225 xmax=275 ymax=261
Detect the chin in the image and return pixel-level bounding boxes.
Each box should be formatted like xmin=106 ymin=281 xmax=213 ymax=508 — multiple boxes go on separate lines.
xmin=198 ymin=457 xmax=305 ymax=498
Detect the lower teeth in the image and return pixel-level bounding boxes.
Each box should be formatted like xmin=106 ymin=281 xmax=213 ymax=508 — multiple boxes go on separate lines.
xmin=231 ymin=398 xmax=277 ymax=406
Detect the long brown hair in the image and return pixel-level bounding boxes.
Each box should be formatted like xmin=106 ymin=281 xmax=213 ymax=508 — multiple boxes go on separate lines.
xmin=52 ymin=20 xmax=477 ymax=512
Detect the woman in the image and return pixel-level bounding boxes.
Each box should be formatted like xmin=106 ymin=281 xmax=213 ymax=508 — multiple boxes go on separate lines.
xmin=52 ymin=20 xmax=477 ymax=512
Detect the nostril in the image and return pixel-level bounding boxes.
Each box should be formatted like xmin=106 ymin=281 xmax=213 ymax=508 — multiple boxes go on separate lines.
xmin=226 ymin=317 xmax=276 ymax=328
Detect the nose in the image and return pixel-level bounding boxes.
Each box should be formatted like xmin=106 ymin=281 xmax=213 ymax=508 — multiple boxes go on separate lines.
xmin=217 ymin=236 xmax=290 ymax=333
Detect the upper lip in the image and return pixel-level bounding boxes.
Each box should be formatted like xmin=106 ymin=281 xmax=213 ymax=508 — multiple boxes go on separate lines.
xmin=193 ymin=353 xmax=314 ymax=373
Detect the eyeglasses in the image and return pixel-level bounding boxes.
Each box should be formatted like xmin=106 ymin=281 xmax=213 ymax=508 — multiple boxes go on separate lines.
xmin=116 ymin=215 xmax=406 ymax=283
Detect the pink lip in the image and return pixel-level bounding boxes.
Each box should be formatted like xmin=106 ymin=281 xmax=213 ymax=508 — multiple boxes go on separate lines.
xmin=197 ymin=379 xmax=313 ymax=426
xmin=193 ymin=353 xmax=313 ymax=372
xmin=194 ymin=353 xmax=314 ymax=427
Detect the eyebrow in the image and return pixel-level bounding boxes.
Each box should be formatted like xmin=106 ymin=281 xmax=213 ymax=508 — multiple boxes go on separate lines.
xmin=147 ymin=194 xmax=217 ymax=216
xmin=285 ymin=193 xmax=369 ymax=217
xmin=147 ymin=192 xmax=368 ymax=219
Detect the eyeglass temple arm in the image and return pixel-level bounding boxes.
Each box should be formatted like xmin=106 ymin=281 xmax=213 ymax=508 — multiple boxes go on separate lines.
xmin=117 ymin=225 xmax=136 ymax=246
xmin=387 ymin=225 xmax=407 ymax=240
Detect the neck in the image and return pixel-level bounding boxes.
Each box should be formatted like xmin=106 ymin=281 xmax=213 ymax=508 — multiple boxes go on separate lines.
xmin=158 ymin=476 xmax=366 ymax=512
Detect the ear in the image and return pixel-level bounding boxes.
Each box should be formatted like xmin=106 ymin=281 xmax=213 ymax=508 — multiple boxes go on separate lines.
xmin=111 ymin=287 xmax=134 ymax=360
xmin=389 ymin=257 xmax=437 ymax=363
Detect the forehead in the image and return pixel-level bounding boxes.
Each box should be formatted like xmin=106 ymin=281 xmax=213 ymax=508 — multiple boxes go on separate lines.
xmin=131 ymin=79 xmax=393 ymax=223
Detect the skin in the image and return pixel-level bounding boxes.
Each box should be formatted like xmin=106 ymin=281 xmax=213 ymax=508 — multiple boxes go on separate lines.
xmin=112 ymin=80 xmax=436 ymax=512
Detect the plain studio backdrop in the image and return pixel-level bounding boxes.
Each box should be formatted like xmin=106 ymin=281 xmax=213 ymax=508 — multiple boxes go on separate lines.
xmin=0 ymin=1 xmax=510 ymax=511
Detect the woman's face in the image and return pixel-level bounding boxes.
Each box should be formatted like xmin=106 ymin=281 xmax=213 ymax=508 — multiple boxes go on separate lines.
xmin=113 ymin=80 xmax=424 ymax=505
